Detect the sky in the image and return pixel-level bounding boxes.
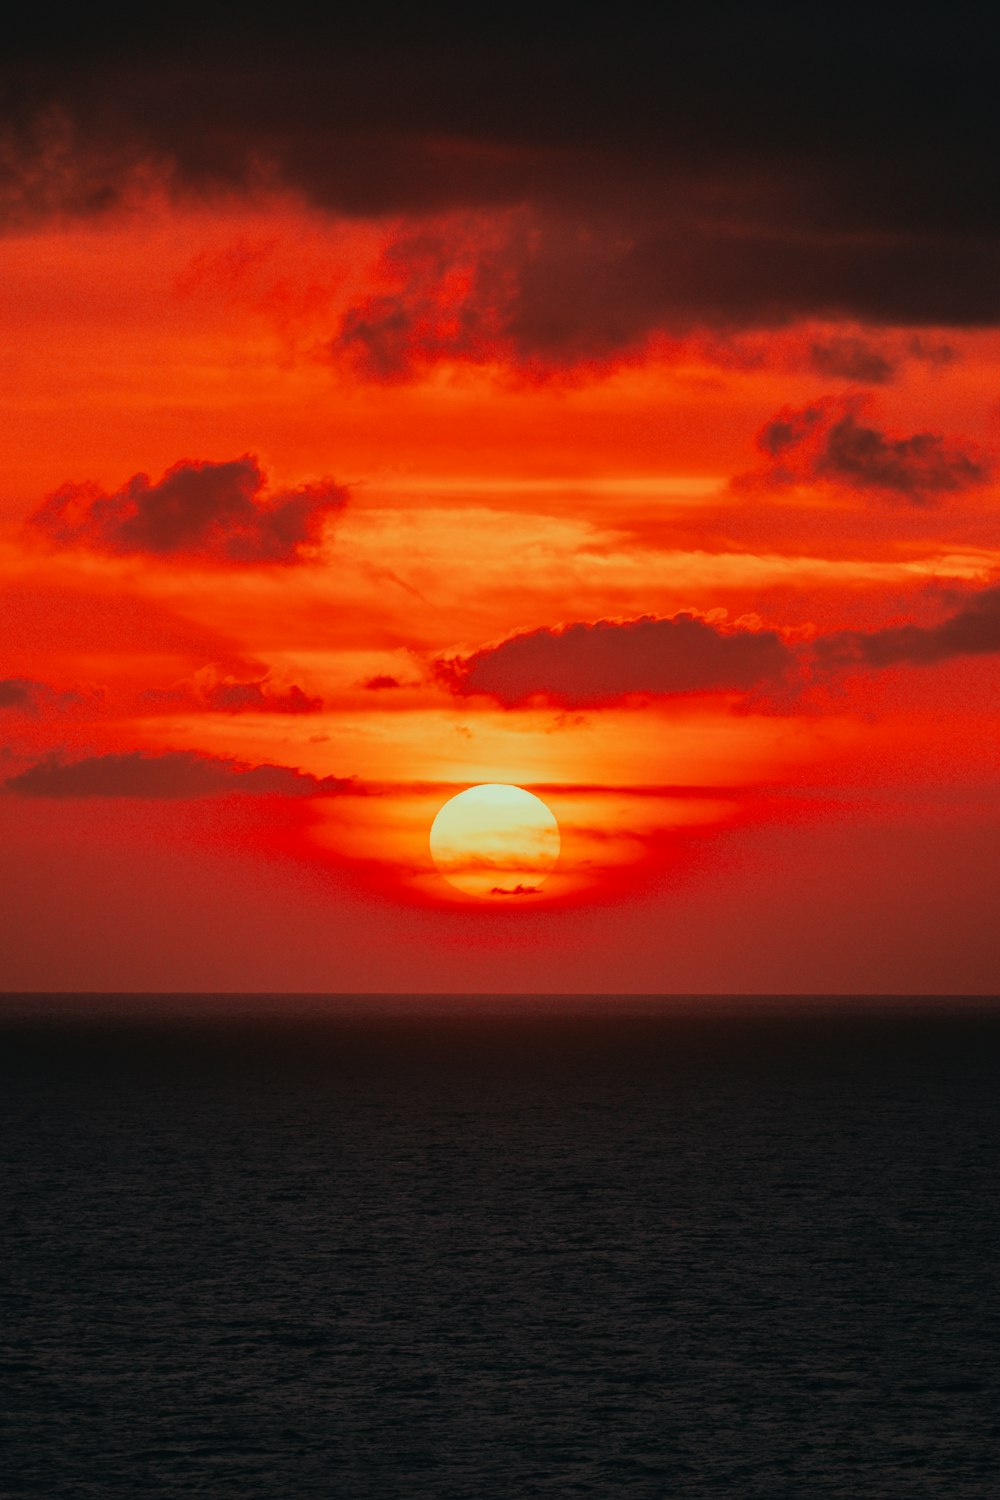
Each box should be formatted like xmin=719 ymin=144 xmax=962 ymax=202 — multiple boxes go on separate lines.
xmin=1 ymin=6 xmax=998 ymax=993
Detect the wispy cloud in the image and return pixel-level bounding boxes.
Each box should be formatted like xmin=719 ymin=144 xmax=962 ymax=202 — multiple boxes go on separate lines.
xmin=4 ymin=749 xmax=356 ymax=799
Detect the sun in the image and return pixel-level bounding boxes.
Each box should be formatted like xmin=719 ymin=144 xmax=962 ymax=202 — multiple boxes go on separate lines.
xmin=429 ymin=784 xmax=561 ymax=899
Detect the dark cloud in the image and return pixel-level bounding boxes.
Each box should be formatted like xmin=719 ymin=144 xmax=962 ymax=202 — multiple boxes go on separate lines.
xmin=818 ymin=584 xmax=1000 ymax=670
xmin=441 ymin=614 xmax=793 ymax=708
xmin=3 ymin=9 xmax=1000 ymax=342
xmin=204 ymin=680 xmax=322 ymax=713
xmin=736 ymin=397 xmax=989 ymax=504
xmin=0 ymin=678 xmax=46 ymax=710
xmin=146 ymin=672 xmax=323 ymax=714
xmin=440 ymin=584 xmax=1000 ymax=713
xmin=333 ymin=216 xmax=649 ymax=377
xmin=4 ymin=749 xmax=355 ymax=799
xmin=362 ymin=674 xmax=403 ymax=691
xmin=906 ymin=336 xmax=959 ymax=369
xmin=2 ymin=10 xmax=997 ymax=229
xmin=140 ymin=666 xmax=320 ymax=717
xmin=30 ymin=456 xmax=346 ymax=564
xmin=806 ymin=335 xmax=958 ymax=385
xmin=0 ymin=677 xmax=84 ymax=714
xmin=808 ymin=337 xmax=895 ymax=384
xmin=333 ymin=220 xmax=510 ymax=378
xmin=330 ymin=214 xmax=1000 ymax=378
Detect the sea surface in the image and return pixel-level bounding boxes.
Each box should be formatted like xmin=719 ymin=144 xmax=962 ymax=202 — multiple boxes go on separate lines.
xmin=2 ymin=994 xmax=998 ymax=1498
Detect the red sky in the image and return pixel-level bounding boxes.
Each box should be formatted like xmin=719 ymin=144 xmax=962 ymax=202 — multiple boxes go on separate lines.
xmin=2 ymin=11 xmax=998 ymax=992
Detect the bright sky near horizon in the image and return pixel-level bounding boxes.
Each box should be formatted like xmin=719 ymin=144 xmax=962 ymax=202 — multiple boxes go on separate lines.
xmin=1 ymin=9 xmax=998 ymax=992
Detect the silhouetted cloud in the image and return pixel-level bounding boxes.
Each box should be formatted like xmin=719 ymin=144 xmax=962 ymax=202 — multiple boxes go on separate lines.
xmin=806 ymin=335 xmax=958 ymax=385
xmin=329 ymin=216 xmax=1000 ymax=379
xmin=4 ymin=11 xmax=1000 ymax=343
xmin=205 ymin=681 xmax=321 ymax=713
xmin=4 ymin=749 xmax=355 ymax=798
xmin=145 ymin=671 xmax=323 ymax=715
xmin=0 ymin=678 xmax=47 ymax=710
xmin=30 ymin=456 xmax=346 ymax=564
xmin=442 ymin=585 xmax=1000 ymax=713
xmin=325 ymin=201 xmax=1000 ymax=379
xmin=441 ymin=614 xmax=793 ymax=707
xmin=906 ymin=336 xmax=957 ymax=369
xmin=808 ymin=337 xmax=895 ymax=384
xmin=735 ymin=397 xmax=989 ymax=504
xmin=0 ymin=677 xmax=84 ymax=714
xmin=818 ymin=584 xmax=1000 ymax=670
xmin=362 ymin=674 xmax=403 ymax=691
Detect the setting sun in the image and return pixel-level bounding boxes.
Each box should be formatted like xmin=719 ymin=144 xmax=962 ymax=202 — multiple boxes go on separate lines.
xmin=429 ymin=784 xmax=561 ymax=899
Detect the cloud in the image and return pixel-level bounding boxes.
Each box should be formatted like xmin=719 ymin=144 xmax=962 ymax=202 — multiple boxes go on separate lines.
xmin=29 ymin=456 xmax=346 ymax=564
xmin=440 ymin=613 xmax=793 ymax=707
xmin=332 ymin=217 xmax=518 ymax=378
xmin=0 ymin=677 xmax=85 ymax=714
xmin=808 ymin=337 xmax=895 ymax=384
xmin=4 ymin=14 xmax=1000 ymax=343
xmin=817 ymin=584 xmax=1000 ymax=670
xmin=906 ymin=336 xmax=957 ymax=369
xmin=806 ymin=334 xmax=958 ymax=386
xmin=735 ymin=397 xmax=989 ymax=504
xmin=362 ymin=674 xmax=403 ymax=691
xmin=145 ymin=669 xmax=323 ymax=715
xmin=440 ymin=586 xmax=1000 ymax=713
xmin=332 ymin=213 xmax=744 ymax=378
xmin=0 ymin=678 xmax=48 ymax=711
xmin=3 ymin=749 xmax=355 ymax=799
xmin=203 ymin=680 xmax=322 ymax=714
xmin=327 ymin=210 xmax=1000 ymax=381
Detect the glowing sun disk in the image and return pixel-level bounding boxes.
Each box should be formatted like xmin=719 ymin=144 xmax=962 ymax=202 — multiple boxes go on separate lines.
xmin=429 ymin=783 xmax=560 ymax=899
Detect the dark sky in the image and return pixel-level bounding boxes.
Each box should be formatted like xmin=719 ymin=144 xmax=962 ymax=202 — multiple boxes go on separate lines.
xmin=3 ymin=5 xmax=998 ymax=333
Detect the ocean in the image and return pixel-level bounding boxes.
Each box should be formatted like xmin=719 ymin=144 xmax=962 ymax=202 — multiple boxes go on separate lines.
xmin=2 ymin=994 xmax=998 ymax=1497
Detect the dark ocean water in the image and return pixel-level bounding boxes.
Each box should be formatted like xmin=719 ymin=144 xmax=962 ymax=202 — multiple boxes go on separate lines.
xmin=2 ymin=994 xmax=998 ymax=1499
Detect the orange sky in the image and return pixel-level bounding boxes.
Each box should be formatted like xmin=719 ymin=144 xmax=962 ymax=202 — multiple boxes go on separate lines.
xmin=2 ymin=19 xmax=999 ymax=992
